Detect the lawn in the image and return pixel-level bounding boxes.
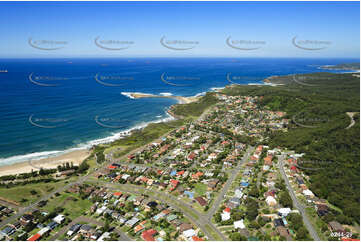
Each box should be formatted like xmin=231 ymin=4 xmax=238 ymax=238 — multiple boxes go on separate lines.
xmin=194 ymin=183 xmax=207 ymax=196
xmin=205 ymin=224 xmax=223 ymax=241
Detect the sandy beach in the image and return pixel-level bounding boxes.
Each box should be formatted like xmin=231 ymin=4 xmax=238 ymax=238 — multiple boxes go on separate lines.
xmin=126 ymin=92 xmax=201 ymax=104
xmin=0 ymin=149 xmax=90 ymax=176
xmin=0 ymin=92 xmax=200 ymax=177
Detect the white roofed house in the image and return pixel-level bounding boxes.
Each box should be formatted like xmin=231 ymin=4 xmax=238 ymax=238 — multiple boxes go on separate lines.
xmin=278 ymin=208 xmax=292 ymax=217
xmin=53 ymin=214 xmax=65 ymax=224
xmin=96 ymin=205 xmax=107 ymax=215
xmin=234 ymin=220 xmax=245 ymax=229
xmin=303 ymin=189 xmax=315 ymax=197
xmin=182 ymin=229 xmax=196 ymax=239
xmin=266 ymin=196 xmax=277 ymax=207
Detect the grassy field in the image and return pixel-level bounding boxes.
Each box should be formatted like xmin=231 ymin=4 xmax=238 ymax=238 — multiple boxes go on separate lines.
xmin=205 ymin=223 xmax=223 ymax=241
xmin=43 ymin=192 xmax=93 ymax=220
xmin=0 ymin=177 xmax=76 ymax=206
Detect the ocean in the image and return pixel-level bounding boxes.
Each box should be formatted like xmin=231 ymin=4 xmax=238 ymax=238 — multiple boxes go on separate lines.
xmin=0 ymin=57 xmax=358 ymax=165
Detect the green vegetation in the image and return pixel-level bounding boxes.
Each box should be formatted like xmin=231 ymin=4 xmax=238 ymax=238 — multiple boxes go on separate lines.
xmin=194 ymin=183 xmax=207 ymax=196
xmin=222 ymin=72 xmax=360 ymax=223
xmin=321 ymin=63 xmax=360 ymax=71
xmin=171 ymin=92 xmax=218 ymax=117
xmin=43 ymin=192 xmax=93 ymax=219
xmin=0 ymin=178 xmax=75 ymax=205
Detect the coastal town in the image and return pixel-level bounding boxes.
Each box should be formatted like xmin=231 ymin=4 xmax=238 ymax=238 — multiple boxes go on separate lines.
xmin=0 ymin=91 xmax=358 ymax=241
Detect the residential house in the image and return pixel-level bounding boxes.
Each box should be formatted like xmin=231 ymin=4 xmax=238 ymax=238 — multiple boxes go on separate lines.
xmin=194 ymin=197 xmax=207 ymax=207
xmin=179 ymin=223 xmax=193 ymax=233
xmin=221 ymin=207 xmax=231 ymax=221
xmin=276 ymin=226 xmax=293 ymax=241
xmin=328 ymin=221 xmax=345 ymax=233
xmin=142 ymin=229 xmax=157 ymax=241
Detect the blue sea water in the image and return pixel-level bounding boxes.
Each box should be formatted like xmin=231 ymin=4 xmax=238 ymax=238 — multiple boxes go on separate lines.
xmin=0 ymin=57 xmax=358 ymax=165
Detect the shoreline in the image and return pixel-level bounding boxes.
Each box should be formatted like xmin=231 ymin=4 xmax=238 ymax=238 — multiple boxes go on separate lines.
xmin=120 ymin=92 xmax=201 ymax=104
xmin=0 ymin=68 xmax=352 ymax=176
xmin=0 ymin=92 xmax=203 ymax=176
xmin=0 ymin=149 xmax=91 ymax=177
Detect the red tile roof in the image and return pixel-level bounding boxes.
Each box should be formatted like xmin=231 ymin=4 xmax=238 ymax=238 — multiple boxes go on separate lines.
xmin=177 ymin=170 xmax=185 ymax=176
xmin=192 ymin=172 xmax=203 ymax=179
xmin=195 ymin=197 xmax=207 ymax=206
xmin=192 ymin=236 xmax=204 ymax=241
xmin=141 ymin=229 xmax=157 ymax=241
xmin=28 ymin=233 xmax=41 ymax=241
xmin=170 ymin=179 xmax=179 ymax=185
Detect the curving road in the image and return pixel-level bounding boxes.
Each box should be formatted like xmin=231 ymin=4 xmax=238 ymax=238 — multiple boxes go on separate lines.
xmin=96 ymin=181 xmax=227 ymax=241
xmin=0 ymin=104 xmax=226 ymax=240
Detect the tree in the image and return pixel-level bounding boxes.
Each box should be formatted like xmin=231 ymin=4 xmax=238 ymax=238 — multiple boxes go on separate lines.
xmin=249 ymin=187 xmax=260 ymax=198
xmin=296 ymin=226 xmax=309 ymax=240
xmin=279 ymin=192 xmax=293 ymax=208
xmin=231 ymin=211 xmax=244 ymax=221
xmin=215 ymin=212 xmax=222 ymax=223
xmin=229 ymin=232 xmax=241 ymax=241
xmin=245 ymin=198 xmax=259 ymax=220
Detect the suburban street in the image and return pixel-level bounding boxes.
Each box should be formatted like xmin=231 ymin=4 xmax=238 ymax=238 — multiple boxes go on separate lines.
xmin=50 ymin=216 xmax=131 ymax=241
xmin=0 ymin=105 xmax=230 ymax=240
xmin=96 ymin=181 xmax=228 ymax=241
xmin=278 ymin=154 xmax=320 ymax=241
xmin=206 ymin=145 xmax=254 ymax=220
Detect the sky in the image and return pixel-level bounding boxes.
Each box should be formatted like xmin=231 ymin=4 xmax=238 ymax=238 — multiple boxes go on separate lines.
xmin=0 ymin=1 xmax=359 ymax=58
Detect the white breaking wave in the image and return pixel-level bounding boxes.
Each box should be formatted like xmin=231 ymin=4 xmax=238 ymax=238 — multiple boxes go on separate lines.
xmin=210 ymin=87 xmax=224 ymax=92
xmin=121 ymin=92 xmax=135 ymax=99
xmin=195 ymin=91 xmax=206 ymax=97
xmin=159 ymin=92 xmax=173 ymax=96
xmin=120 ymin=92 xmax=154 ymax=99
xmin=0 ymin=112 xmax=176 ymax=166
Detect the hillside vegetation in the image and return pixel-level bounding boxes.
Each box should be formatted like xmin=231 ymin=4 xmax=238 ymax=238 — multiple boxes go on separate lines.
xmin=222 ymin=72 xmax=360 ymax=223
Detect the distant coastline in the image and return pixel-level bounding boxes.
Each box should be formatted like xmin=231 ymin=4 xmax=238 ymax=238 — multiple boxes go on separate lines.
xmin=318 ymin=62 xmax=360 ymax=71
xmin=120 ymin=92 xmax=201 ymax=104
xmin=0 ymin=61 xmax=356 ymax=175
